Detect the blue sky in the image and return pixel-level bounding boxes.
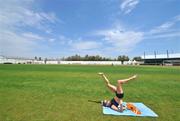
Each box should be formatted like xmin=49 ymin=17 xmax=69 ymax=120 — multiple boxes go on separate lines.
xmin=0 ymin=0 xmax=180 ymax=58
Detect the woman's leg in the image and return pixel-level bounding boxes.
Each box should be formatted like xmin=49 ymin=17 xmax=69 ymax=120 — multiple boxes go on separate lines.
xmin=116 ymin=75 xmax=137 ymax=96
xmin=117 ymin=75 xmax=137 ymax=84
xmin=98 ymin=73 xmax=117 ymax=93
xmin=111 ymin=104 xmax=119 ymax=111
xmin=107 ymin=83 xmax=117 ymax=93
xmin=116 ymin=81 xmax=123 ymax=93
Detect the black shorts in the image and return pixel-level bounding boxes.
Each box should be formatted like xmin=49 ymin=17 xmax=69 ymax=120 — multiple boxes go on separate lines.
xmin=110 ymin=98 xmax=119 ymax=107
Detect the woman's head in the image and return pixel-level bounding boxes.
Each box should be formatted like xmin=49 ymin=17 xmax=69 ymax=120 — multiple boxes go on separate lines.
xmin=102 ymin=100 xmax=111 ymax=107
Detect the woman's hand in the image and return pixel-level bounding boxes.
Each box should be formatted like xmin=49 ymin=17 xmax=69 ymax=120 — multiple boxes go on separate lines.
xmin=118 ymin=105 xmax=124 ymax=112
xmin=98 ymin=72 xmax=104 ymax=75
xmin=132 ymin=74 xmax=137 ymax=79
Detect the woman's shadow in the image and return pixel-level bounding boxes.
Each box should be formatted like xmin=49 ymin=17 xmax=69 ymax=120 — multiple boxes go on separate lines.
xmin=88 ymin=100 xmax=101 ymax=104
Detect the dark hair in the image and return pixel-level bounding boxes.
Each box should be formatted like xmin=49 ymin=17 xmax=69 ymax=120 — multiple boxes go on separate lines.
xmin=102 ymin=100 xmax=111 ymax=107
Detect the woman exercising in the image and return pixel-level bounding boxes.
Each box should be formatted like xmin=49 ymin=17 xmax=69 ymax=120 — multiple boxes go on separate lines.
xmin=98 ymin=72 xmax=137 ymax=112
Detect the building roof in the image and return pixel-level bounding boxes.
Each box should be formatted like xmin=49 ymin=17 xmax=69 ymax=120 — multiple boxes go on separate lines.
xmin=141 ymin=53 xmax=180 ymax=59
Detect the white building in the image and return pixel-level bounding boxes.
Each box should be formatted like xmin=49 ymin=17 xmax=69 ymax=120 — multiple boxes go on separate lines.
xmin=0 ymin=55 xmax=141 ymax=65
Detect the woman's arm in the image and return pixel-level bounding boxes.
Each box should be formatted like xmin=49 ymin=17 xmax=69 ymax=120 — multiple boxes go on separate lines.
xmin=111 ymin=104 xmax=125 ymax=112
xmin=98 ymin=72 xmax=110 ymax=85
xmin=118 ymin=99 xmax=123 ymax=112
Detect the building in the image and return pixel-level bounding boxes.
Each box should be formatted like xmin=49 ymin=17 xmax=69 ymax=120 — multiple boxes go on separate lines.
xmin=141 ymin=53 xmax=180 ymax=66
xmin=0 ymin=55 xmax=140 ymax=65
xmin=0 ymin=55 xmax=34 ymax=64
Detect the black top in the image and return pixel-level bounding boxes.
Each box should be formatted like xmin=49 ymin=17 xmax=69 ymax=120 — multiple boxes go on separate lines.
xmin=115 ymin=92 xmax=124 ymax=99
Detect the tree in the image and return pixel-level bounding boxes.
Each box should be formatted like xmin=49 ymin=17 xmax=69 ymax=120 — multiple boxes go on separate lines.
xmin=84 ymin=55 xmax=89 ymax=61
xmin=72 ymin=54 xmax=80 ymax=61
xmin=63 ymin=54 xmax=115 ymax=61
xmin=39 ymin=57 xmax=42 ymax=61
xmin=117 ymin=55 xmax=129 ymax=64
xmin=133 ymin=56 xmax=142 ymax=61
xmin=44 ymin=58 xmax=47 ymax=64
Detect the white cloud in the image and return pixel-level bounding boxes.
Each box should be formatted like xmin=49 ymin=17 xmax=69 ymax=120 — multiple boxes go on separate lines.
xmin=0 ymin=0 xmax=59 ymax=30
xmin=174 ymin=15 xmax=180 ymax=21
xmin=145 ymin=32 xmax=180 ymax=40
xmin=120 ymin=0 xmax=139 ymax=14
xmin=48 ymin=38 xmax=55 ymax=42
xmin=150 ymin=22 xmax=175 ymax=34
xmin=96 ymin=28 xmax=143 ymax=52
xmin=148 ymin=14 xmax=180 ymax=38
xmin=72 ymin=41 xmax=101 ymax=50
xmin=65 ymin=14 xmax=179 ymax=56
xmin=57 ymin=34 xmax=102 ymax=50
xmin=0 ymin=30 xmax=38 ymax=57
xmin=94 ymin=14 xmax=179 ymax=54
xmin=0 ymin=0 xmax=59 ymax=57
xmin=22 ymin=32 xmax=44 ymax=40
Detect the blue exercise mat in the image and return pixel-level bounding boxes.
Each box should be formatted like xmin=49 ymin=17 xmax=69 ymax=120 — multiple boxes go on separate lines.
xmin=103 ymin=102 xmax=158 ymax=117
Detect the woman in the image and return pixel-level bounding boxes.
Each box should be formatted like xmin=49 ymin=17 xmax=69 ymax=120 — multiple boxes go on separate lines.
xmin=98 ymin=72 xmax=137 ymax=112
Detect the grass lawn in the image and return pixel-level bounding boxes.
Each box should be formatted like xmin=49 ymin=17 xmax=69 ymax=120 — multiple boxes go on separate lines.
xmin=0 ymin=64 xmax=180 ymax=121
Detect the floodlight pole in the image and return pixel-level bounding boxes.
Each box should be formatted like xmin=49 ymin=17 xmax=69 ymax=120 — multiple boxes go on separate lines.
xmin=167 ymin=50 xmax=169 ymax=58
xmin=154 ymin=51 xmax=156 ymax=59
xmin=144 ymin=52 xmax=145 ymax=59
xmin=154 ymin=51 xmax=157 ymax=65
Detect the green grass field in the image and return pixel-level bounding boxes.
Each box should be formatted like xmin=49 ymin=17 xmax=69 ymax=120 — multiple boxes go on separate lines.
xmin=0 ymin=64 xmax=180 ymax=121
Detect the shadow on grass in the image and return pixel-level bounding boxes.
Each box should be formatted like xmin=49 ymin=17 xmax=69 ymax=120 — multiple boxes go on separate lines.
xmin=88 ymin=100 xmax=101 ymax=104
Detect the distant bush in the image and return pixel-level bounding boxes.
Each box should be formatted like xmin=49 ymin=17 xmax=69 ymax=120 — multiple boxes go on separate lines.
xmin=3 ymin=62 xmax=13 ymax=64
